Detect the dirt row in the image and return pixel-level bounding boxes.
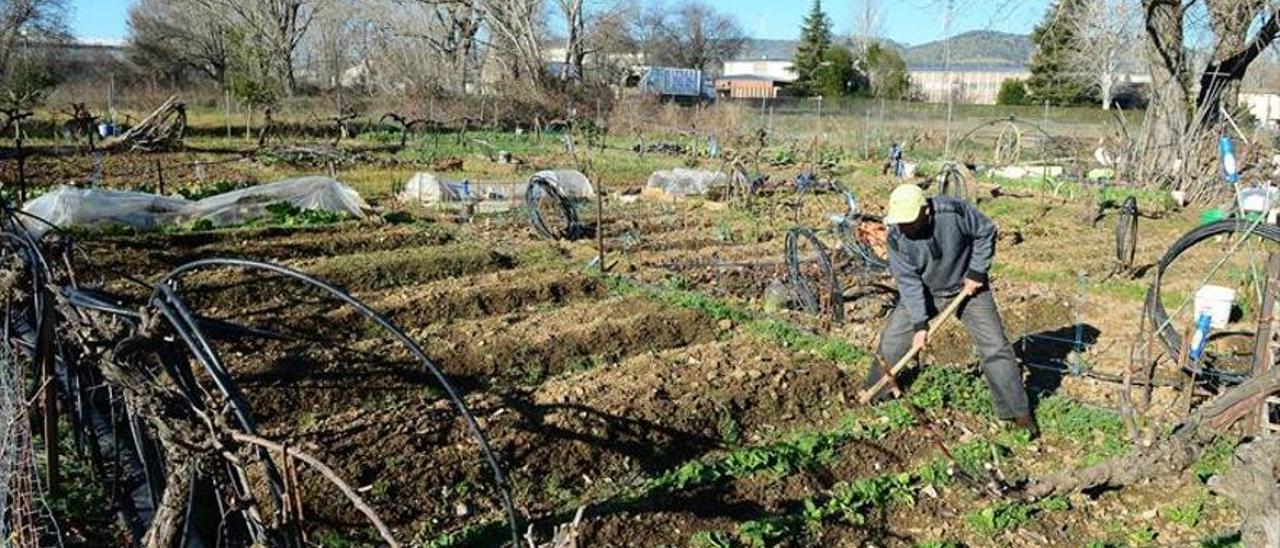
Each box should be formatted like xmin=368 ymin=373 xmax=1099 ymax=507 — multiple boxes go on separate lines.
xmin=274 ymin=335 xmax=868 ymax=539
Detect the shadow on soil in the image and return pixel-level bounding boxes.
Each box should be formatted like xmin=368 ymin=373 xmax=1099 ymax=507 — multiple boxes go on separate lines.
xmin=1015 ymin=323 xmax=1102 ymax=396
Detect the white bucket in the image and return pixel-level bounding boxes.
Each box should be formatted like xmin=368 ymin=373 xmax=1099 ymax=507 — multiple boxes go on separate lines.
xmin=1194 ymin=285 xmax=1236 ymax=329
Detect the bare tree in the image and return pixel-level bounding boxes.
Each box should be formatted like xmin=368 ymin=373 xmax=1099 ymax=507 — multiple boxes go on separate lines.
xmin=188 ymin=0 xmax=325 ymax=95
xmin=0 ymin=0 xmax=68 ymax=76
xmin=475 ymin=0 xmax=546 ymax=81
xmin=554 ymin=0 xmax=586 ymax=81
xmin=128 ymin=0 xmax=231 ymax=84
xmin=582 ymin=1 xmax=641 ymax=84
xmin=0 ymin=0 xmax=68 ymax=107
xmin=393 ymin=0 xmax=482 ymax=92
xmin=645 ymin=0 xmax=743 ymax=72
xmin=552 ymin=0 xmax=638 ymax=84
xmin=849 ymin=0 xmax=884 ymax=55
xmin=1140 ymin=0 xmax=1280 ymax=197
xmin=1065 ymin=0 xmax=1140 ymax=109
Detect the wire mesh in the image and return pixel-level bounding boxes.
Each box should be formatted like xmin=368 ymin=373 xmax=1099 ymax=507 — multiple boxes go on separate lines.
xmin=0 ymin=316 xmax=61 ymax=548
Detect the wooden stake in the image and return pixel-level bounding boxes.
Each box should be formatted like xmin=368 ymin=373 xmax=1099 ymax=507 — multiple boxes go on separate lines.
xmin=37 ymin=286 xmax=58 ymax=491
xmin=1251 ymin=253 xmax=1280 ymax=432
xmin=595 ymin=175 xmax=606 ymax=272
xmin=154 ymin=158 xmax=165 ymax=195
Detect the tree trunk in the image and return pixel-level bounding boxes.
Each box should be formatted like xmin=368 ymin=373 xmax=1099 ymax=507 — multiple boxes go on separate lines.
xmin=1196 ymin=3 xmax=1278 ymax=131
xmin=1139 ymin=0 xmax=1190 ymax=189
xmin=562 ymin=0 xmax=584 ymax=83
xmin=1141 ymin=1 xmax=1279 ymax=201
xmin=1207 ymin=437 xmax=1280 ymax=547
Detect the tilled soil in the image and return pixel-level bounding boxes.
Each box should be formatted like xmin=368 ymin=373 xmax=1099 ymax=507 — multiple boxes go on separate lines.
xmin=73 ymin=181 xmax=1243 ymax=547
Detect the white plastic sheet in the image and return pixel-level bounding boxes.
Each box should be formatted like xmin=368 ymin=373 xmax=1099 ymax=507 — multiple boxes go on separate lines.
xmin=398 ymin=170 xmax=594 ymax=204
xmin=534 ymin=169 xmax=595 ymax=199
xmin=23 ymin=186 xmax=190 ymax=236
xmin=22 ymin=176 xmax=370 ymax=236
xmin=191 ymin=176 xmax=370 ymax=227
xmin=399 ymin=173 xmax=522 ymax=204
xmin=645 ymin=168 xmax=727 ymax=196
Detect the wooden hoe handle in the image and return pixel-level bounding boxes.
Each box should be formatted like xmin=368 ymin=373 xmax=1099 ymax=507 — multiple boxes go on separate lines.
xmin=858 ymin=293 xmax=969 ymax=404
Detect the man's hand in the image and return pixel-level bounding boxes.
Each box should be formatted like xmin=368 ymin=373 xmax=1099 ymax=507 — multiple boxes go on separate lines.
xmin=911 ymin=330 xmax=928 ymax=351
xmin=962 ymin=277 xmax=984 ymax=297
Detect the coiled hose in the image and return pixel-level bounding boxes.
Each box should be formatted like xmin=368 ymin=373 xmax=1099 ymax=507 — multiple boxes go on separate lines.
xmin=786 ymin=227 xmax=844 ymax=324
xmin=525 ymin=175 xmax=581 ymax=240
xmin=1144 ymin=219 xmax=1280 ymax=384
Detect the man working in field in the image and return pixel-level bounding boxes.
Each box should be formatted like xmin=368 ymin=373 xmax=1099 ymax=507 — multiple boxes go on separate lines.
xmin=863 ymin=184 xmax=1036 ymax=435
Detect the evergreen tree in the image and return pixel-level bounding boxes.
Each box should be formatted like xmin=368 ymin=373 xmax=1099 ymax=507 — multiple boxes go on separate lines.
xmin=814 ymin=45 xmax=862 ymax=97
xmin=1025 ymin=0 xmax=1093 ymax=106
xmin=791 ymin=0 xmax=832 ymax=96
xmin=997 ymin=78 xmax=1028 ymax=105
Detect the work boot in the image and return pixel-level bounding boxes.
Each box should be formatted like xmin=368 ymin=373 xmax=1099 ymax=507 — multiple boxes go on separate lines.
xmin=1011 ymin=414 xmax=1040 ymax=440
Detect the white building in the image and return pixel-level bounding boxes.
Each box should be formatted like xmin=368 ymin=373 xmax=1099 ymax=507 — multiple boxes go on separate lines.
xmin=908 ymin=65 xmax=1029 ymax=105
xmin=722 ymin=59 xmax=797 ymax=83
xmin=1242 ymin=92 xmax=1280 ymax=127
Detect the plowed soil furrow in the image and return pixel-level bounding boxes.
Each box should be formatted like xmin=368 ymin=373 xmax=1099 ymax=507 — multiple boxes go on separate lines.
xmin=210 ymin=295 xmax=710 ymax=427
xmin=276 ymin=337 xmax=859 ymax=534
xmin=354 ymin=267 xmax=605 ymax=326
xmin=91 ymin=224 xmax=450 ymax=262
xmin=416 ymin=295 xmax=717 ymax=384
xmin=624 ymin=240 xmax=778 ymax=266
xmin=157 ymin=242 xmax=528 ymax=310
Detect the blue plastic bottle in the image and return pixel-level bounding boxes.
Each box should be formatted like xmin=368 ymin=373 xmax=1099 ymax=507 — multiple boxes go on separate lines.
xmin=1220 ymin=136 xmax=1239 ymax=184
xmin=1189 ymin=313 xmax=1212 ymax=362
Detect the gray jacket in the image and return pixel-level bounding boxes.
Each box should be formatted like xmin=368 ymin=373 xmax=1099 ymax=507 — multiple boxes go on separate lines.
xmin=887 ymin=195 xmax=996 ymax=332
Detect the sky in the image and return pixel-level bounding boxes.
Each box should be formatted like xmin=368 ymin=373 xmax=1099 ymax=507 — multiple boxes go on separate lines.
xmin=68 ymin=0 xmax=1052 ymax=46
xmin=68 ymin=0 xmax=130 ymax=43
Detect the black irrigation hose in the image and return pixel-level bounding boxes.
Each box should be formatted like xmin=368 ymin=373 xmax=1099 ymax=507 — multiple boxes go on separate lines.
xmin=937 ymin=164 xmax=967 ymax=199
xmin=525 ymin=175 xmax=581 ymax=241
xmin=149 ymin=286 xmax=284 ymax=545
xmin=1144 ymin=219 xmax=1280 ymax=385
xmin=1116 ymin=196 xmax=1138 ymax=270
xmin=785 ymin=227 xmax=844 ymax=324
xmin=834 ymin=215 xmax=889 ymax=274
xmin=158 ymin=258 xmax=523 ymax=548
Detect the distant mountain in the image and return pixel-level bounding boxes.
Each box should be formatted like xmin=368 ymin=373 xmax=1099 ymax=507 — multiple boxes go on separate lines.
xmin=735 ymin=31 xmax=1032 ymax=70
xmin=902 ymin=31 xmax=1031 ymax=69
xmin=736 ymin=38 xmax=798 ymax=61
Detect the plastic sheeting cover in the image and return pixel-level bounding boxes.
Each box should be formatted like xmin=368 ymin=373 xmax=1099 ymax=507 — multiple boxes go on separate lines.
xmin=534 ymin=169 xmax=595 ymax=199
xmin=23 ymin=186 xmax=191 ymax=235
xmin=399 ymin=173 xmax=524 ymax=203
xmin=22 ymin=176 xmax=370 ymax=236
xmin=645 ymin=168 xmax=727 ymax=196
xmin=399 ymin=170 xmax=594 ymax=204
xmin=192 ymin=176 xmax=370 ymax=227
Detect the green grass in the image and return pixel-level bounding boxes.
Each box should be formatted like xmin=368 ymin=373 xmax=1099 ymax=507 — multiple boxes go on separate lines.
xmin=1034 ymin=394 xmax=1128 ymax=466
xmin=1163 ymin=493 xmax=1206 ymax=528
xmin=642 ymin=403 xmax=916 ymax=496
xmin=1191 ymin=436 xmax=1238 ymax=483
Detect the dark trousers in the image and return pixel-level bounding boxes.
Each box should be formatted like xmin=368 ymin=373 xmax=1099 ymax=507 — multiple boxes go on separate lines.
xmin=862 ymin=288 xmax=1031 ymax=419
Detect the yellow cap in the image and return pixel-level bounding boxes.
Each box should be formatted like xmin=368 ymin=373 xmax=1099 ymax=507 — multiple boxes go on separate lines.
xmin=884 ymin=184 xmax=926 ymax=224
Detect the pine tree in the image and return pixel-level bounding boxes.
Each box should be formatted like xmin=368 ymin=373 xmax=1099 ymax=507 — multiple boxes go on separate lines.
xmin=791 ymin=0 xmax=832 ymax=97
xmin=1025 ymin=0 xmax=1093 ymax=106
